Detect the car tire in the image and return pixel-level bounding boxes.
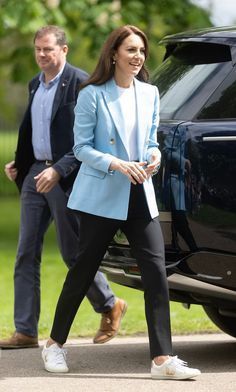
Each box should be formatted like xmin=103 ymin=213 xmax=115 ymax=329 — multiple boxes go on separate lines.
xmin=203 ymin=305 xmax=236 ymax=338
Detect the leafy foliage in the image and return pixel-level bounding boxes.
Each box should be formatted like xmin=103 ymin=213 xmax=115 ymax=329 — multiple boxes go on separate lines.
xmin=0 ymin=0 xmax=212 ymax=127
xmin=0 ymin=0 xmax=212 ymax=81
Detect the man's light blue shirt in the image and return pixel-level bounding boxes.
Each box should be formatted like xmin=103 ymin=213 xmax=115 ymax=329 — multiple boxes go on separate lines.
xmin=31 ymin=66 xmax=65 ymax=160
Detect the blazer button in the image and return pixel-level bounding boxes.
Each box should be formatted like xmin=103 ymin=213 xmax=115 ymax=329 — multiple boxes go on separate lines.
xmin=110 ymin=138 xmax=115 ymax=144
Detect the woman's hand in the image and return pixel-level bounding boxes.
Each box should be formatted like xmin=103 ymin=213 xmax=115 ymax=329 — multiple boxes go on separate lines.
xmin=109 ymin=159 xmax=148 ymax=184
xmin=144 ymin=153 xmax=161 ymax=178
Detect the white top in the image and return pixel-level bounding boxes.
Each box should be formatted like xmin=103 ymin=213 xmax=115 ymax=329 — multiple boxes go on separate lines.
xmin=116 ymin=84 xmax=138 ymax=161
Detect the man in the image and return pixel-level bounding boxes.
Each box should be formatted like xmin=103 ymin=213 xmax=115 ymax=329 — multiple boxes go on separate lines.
xmin=1 ymin=25 xmax=127 ymax=349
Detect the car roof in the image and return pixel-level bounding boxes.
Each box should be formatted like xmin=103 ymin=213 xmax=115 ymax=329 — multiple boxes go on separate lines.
xmin=160 ymin=25 xmax=236 ymax=46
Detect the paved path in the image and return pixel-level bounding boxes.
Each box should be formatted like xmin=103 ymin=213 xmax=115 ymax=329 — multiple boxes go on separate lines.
xmin=1 ymin=334 xmax=236 ymax=392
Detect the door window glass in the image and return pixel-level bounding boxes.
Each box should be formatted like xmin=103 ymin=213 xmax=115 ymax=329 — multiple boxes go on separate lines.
xmin=197 ymin=70 xmax=236 ymax=119
xmin=151 ymin=43 xmax=232 ymax=120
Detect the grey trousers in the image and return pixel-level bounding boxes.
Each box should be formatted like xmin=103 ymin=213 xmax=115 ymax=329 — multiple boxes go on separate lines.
xmin=14 ymin=162 xmax=115 ymax=337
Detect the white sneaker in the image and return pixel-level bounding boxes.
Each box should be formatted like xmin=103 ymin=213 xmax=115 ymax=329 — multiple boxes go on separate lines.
xmin=151 ymin=356 xmax=201 ymax=380
xmin=42 ymin=343 xmax=69 ymax=373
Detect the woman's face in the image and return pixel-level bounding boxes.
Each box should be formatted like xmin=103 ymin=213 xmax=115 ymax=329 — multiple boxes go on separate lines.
xmin=113 ymin=33 xmax=146 ymax=80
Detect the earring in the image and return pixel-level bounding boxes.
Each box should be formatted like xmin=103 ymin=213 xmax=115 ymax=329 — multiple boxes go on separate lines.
xmin=112 ymin=59 xmax=116 ymax=65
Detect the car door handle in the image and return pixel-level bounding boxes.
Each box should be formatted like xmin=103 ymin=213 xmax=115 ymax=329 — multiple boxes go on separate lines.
xmin=203 ymin=136 xmax=236 ymax=142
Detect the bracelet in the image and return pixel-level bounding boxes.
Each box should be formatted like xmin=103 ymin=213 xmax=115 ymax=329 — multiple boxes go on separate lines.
xmin=151 ymin=163 xmax=160 ymax=176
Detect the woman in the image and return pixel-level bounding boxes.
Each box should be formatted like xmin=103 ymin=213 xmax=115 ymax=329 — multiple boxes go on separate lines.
xmin=42 ymin=25 xmax=201 ymax=380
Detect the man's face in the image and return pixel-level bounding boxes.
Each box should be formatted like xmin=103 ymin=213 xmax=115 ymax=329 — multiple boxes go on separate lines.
xmin=34 ymin=33 xmax=68 ymax=75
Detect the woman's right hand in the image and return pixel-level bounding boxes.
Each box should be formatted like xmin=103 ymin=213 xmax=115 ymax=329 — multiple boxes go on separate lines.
xmin=109 ymin=158 xmax=147 ymax=184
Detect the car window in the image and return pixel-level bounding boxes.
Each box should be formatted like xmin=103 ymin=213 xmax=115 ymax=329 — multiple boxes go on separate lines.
xmin=151 ymin=43 xmax=232 ymax=121
xmin=197 ymin=69 xmax=236 ymax=119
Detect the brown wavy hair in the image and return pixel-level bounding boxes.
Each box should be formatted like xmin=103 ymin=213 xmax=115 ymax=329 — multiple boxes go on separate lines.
xmin=80 ymin=25 xmax=149 ymax=90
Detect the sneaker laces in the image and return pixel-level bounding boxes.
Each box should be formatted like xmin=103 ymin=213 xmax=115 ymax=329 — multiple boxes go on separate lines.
xmin=169 ymin=356 xmax=188 ymax=368
xmin=50 ymin=346 xmax=67 ymax=365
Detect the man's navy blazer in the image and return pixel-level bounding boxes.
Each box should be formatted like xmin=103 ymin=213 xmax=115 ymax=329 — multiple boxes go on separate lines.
xmin=14 ymin=62 xmax=88 ymax=192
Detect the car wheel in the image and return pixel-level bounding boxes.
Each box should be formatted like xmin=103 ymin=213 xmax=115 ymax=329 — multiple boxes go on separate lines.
xmin=203 ymin=305 xmax=236 ymax=338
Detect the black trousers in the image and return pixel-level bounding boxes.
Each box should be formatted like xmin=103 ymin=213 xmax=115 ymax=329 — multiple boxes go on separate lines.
xmin=50 ymin=184 xmax=173 ymax=358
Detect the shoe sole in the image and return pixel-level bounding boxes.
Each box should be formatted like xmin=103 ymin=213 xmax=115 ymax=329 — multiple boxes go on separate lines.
xmin=151 ymin=372 xmax=201 ymax=380
xmin=0 ymin=344 xmax=39 ymax=350
xmin=93 ymin=302 xmax=128 ymax=344
xmin=44 ymin=365 xmax=69 ymax=373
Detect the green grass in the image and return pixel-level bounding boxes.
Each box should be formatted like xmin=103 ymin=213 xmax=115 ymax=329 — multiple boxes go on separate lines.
xmin=0 ymin=197 xmax=219 ymax=339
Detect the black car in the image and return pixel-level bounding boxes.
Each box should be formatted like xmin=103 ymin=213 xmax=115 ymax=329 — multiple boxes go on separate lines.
xmin=101 ymin=25 xmax=236 ymax=337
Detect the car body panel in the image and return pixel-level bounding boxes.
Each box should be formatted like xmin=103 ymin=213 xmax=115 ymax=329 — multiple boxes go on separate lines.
xmin=101 ymin=25 xmax=236 ymax=336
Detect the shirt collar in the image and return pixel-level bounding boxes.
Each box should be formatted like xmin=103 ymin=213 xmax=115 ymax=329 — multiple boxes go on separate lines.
xmin=39 ymin=63 xmax=66 ymax=88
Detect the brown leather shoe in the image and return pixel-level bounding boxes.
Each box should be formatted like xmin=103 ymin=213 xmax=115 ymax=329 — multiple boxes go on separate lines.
xmin=0 ymin=331 xmax=39 ymax=349
xmin=93 ymin=298 xmax=128 ymax=344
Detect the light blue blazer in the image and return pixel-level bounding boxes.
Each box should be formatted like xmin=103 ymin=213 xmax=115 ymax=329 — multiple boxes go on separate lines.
xmin=68 ymin=77 xmax=161 ymax=220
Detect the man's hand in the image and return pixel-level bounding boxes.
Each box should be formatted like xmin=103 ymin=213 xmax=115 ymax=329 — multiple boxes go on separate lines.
xmin=5 ymin=161 xmax=18 ymax=181
xmin=34 ymin=167 xmax=61 ymax=193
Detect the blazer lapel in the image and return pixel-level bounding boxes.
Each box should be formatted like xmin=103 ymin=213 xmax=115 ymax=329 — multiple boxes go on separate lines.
xmin=102 ymin=79 xmax=129 ymax=156
xmin=102 ymin=78 xmax=151 ymax=161
xmin=29 ymin=78 xmax=40 ymax=105
xmin=51 ymin=63 xmax=70 ymax=122
xmin=134 ymin=79 xmax=149 ymax=160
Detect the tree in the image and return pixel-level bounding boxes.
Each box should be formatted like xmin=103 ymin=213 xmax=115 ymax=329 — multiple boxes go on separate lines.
xmin=0 ymin=0 xmax=212 ymax=81
xmin=0 ymin=0 xmax=212 ymax=127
